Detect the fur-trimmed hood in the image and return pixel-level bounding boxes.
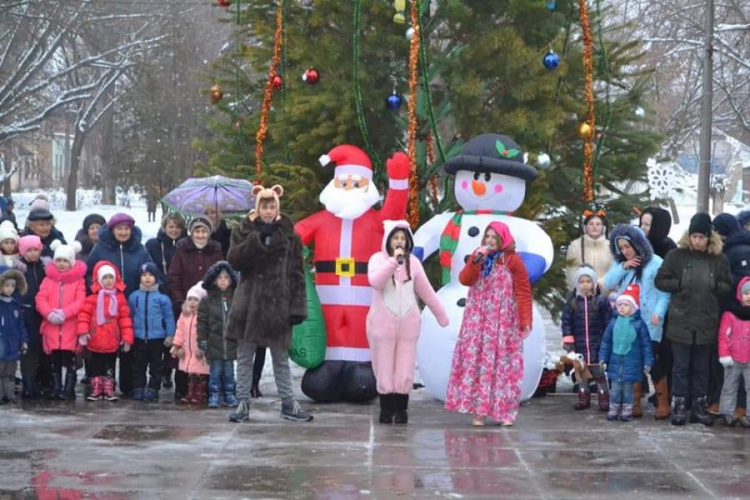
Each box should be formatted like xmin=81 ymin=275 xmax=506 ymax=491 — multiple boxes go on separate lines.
xmin=0 ymin=268 xmax=27 ymax=295
xmin=677 ymin=230 xmax=724 ymax=256
xmin=201 ymin=261 xmax=238 ymax=291
xmin=609 ymin=224 xmax=654 ymax=264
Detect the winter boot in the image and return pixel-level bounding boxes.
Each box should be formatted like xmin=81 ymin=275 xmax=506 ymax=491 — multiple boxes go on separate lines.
xmin=379 ymin=394 xmax=394 ymax=424
xmin=739 ymin=416 xmax=750 ymax=428
xmin=394 ymin=394 xmax=409 ymax=424
xmin=654 ymin=379 xmax=671 ymax=420
xmin=607 ymin=403 xmax=621 ymax=422
xmin=103 ymin=377 xmax=118 ymax=401
xmin=193 ymin=377 xmax=208 ymax=405
xmin=671 ymin=397 xmax=687 ymax=426
xmin=144 ymin=388 xmax=159 ymax=401
xmin=707 ymin=402 xmax=720 ymax=416
xmin=690 ymin=397 xmax=714 ymax=426
xmin=180 ymin=376 xmax=195 ymax=404
xmin=59 ymin=372 xmax=76 ymax=400
xmin=736 ymin=407 xmax=747 ymax=419
xmin=51 ymin=373 xmax=63 ymax=400
xmin=724 ymin=414 xmax=739 ymax=427
xmin=229 ymin=399 xmax=250 ymax=422
xmin=281 ymin=400 xmax=313 ymax=422
xmin=208 ymin=384 xmax=221 ymax=408
xmin=631 ymin=382 xmax=643 ymax=418
xmin=132 ymin=388 xmax=145 ymax=401
xmin=223 ymin=383 xmax=238 ymax=407
xmin=573 ymin=388 xmax=591 ymax=410
xmin=620 ymin=403 xmax=634 ymax=422
xmin=595 ymin=375 xmax=609 ymax=412
xmin=87 ymin=377 xmax=103 ymax=401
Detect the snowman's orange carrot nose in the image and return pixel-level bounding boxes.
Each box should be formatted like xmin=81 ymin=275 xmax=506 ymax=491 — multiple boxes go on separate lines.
xmin=471 ymin=180 xmax=486 ymax=196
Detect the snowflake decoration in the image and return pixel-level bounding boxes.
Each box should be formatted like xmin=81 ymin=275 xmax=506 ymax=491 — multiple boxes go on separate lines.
xmin=647 ymin=158 xmax=676 ymax=200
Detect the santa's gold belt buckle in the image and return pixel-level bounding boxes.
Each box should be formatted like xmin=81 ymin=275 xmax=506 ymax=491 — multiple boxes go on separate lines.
xmin=335 ymin=257 xmax=356 ymax=277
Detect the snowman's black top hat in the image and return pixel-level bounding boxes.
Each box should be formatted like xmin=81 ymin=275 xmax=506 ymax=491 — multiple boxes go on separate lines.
xmin=444 ymin=133 xmax=537 ymax=181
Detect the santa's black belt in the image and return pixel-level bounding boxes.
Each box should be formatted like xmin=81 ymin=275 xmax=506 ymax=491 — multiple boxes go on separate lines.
xmin=315 ymin=259 xmax=368 ymax=277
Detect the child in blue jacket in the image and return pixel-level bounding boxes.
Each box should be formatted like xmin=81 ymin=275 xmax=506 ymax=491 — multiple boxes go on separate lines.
xmin=561 ymin=264 xmax=612 ymax=411
xmin=128 ymin=263 xmax=176 ymax=401
xmin=599 ymin=284 xmax=654 ymax=422
xmin=0 ymin=269 xmax=28 ymax=403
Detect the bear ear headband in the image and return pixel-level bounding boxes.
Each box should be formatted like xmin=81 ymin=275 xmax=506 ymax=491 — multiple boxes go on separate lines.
xmin=582 ymin=209 xmax=606 ymax=219
xmin=251 ymin=184 xmax=284 ymax=199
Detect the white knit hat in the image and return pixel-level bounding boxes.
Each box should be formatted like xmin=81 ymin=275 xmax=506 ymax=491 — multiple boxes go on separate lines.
xmin=51 ymin=240 xmax=82 ymax=266
xmin=186 ymin=281 xmax=207 ymax=301
xmin=97 ymin=264 xmax=116 ymax=285
xmin=0 ymin=221 xmax=18 ymax=243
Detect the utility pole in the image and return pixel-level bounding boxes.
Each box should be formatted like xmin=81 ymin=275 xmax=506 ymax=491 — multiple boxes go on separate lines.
xmin=696 ymin=0 xmax=714 ymax=213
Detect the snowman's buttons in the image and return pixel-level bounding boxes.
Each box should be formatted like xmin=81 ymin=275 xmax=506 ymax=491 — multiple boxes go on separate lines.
xmin=457 ymin=298 xmax=466 ymax=307
xmin=468 ymin=226 xmax=480 ymax=237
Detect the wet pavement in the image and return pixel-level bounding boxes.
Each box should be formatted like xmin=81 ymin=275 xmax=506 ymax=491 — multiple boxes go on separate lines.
xmin=2 ymin=388 xmax=750 ymax=499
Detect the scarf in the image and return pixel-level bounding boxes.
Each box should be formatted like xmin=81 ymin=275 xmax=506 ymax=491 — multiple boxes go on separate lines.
xmin=439 ymin=210 xmax=509 ymax=285
xmin=140 ymin=283 xmax=159 ymax=292
xmin=613 ymin=316 xmax=636 ymax=356
xmin=96 ymin=288 xmax=118 ymax=326
xmin=481 ymin=251 xmax=503 ymax=278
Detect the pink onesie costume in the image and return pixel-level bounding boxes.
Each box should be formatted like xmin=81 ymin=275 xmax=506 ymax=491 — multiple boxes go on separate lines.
xmin=366 ymin=220 xmax=449 ymax=395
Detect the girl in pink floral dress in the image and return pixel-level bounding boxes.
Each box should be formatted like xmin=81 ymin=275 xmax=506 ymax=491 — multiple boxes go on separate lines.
xmin=444 ymin=221 xmax=532 ymax=426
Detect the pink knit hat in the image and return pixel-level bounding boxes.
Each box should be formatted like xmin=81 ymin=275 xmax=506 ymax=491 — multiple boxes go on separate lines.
xmin=18 ymin=235 xmax=43 ymax=256
xmin=186 ymin=281 xmax=207 ymax=301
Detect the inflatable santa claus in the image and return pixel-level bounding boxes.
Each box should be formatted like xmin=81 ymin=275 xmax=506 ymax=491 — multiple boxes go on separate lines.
xmin=295 ymin=145 xmax=409 ymax=402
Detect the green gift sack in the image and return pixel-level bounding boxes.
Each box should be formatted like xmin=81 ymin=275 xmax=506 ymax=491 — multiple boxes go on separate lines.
xmin=289 ymin=249 xmax=327 ymax=369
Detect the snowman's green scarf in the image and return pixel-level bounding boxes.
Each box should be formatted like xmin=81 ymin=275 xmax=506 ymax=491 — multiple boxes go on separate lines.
xmin=438 ymin=209 xmax=510 ymax=285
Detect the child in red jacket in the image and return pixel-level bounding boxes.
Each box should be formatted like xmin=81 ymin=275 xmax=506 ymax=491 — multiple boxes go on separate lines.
xmin=35 ymin=241 xmax=86 ymax=400
xmin=77 ymin=261 xmax=134 ymax=401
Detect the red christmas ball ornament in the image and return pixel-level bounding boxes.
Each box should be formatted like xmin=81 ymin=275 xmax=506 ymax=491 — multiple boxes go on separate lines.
xmin=217 ymin=0 xmax=232 ymax=7
xmin=209 ymin=84 xmax=223 ymax=104
xmin=302 ymin=67 xmax=320 ymax=85
xmin=271 ymin=74 xmax=283 ymax=90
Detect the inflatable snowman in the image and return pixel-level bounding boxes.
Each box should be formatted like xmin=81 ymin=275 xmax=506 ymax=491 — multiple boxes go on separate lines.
xmin=414 ymin=133 xmax=554 ymax=401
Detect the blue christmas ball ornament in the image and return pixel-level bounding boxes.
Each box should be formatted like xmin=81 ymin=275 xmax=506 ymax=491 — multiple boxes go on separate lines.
xmin=546 ymin=0 xmax=557 ymax=11
xmin=386 ymin=92 xmax=403 ymax=110
xmin=543 ymin=50 xmax=560 ymax=70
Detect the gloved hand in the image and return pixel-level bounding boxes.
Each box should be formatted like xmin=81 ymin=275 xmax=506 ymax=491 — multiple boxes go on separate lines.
xmin=169 ymin=346 xmax=178 ymax=359
xmin=198 ymin=340 xmax=208 ymax=353
xmin=599 ymin=361 xmax=607 ymax=371
xmin=47 ymin=310 xmax=65 ymax=325
xmin=176 ymin=347 xmax=185 ymax=360
xmin=643 ymin=365 xmax=651 ymax=375
xmin=121 ymin=342 xmax=131 ymax=353
xmin=163 ymin=336 xmax=174 ymax=348
xmin=719 ymin=356 xmax=734 ymax=368
xmin=20 ymin=343 xmax=27 ymax=355
xmin=290 ymin=315 xmax=305 ymax=326
xmin=79 ymin=334 xmax=90 ymax=346
xmin=563 ymin=343 xmax=575 ymax=353
xmin=195 ymin=349 xmax=204 ymax=361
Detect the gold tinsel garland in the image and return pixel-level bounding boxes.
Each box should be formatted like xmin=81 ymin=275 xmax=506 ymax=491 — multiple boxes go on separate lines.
xmin=406 ymin=0 xmax=421 ymax=228
xmin=426 ymin=132 xmax=438 ymax=203
xmin=254 ymin=0 xmax=284 ymax=179
xmin=579 ymin=0 xmax=595 ymax=201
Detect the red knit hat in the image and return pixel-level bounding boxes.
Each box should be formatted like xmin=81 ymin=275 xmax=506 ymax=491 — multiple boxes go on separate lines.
xmin=319 ymin=145 xmax=373 ymax=181
xmin=616 ymin=284 xmax=640 ymax=311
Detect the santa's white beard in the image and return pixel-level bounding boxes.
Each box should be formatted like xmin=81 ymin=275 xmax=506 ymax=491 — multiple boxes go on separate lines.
xmin=320 ymin=181 xmax=380 ymax=220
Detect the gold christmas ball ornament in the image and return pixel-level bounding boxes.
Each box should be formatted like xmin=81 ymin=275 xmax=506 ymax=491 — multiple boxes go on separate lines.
xmin=209 ymin=84 xmax=223 ymax=104
xmin=577 ymin=122 xmax=594 ymax=140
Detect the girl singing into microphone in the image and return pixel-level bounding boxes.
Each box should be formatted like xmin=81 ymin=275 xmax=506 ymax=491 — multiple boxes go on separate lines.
xmin=444 ymin=221 xmax=533 ymax=426
xmin=367 ymin=220 xmax=449 ymax=425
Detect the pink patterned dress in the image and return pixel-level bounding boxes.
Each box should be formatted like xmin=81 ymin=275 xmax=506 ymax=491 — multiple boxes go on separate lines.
xmin=445 ymin=263 xmax=524 ymax=423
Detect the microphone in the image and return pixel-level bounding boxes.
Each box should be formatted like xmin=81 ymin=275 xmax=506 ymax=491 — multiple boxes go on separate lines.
xmin=473 ymin=246 xmax=491 ymax=264
xmin=396 ymin=245 xmax=405 ymax=265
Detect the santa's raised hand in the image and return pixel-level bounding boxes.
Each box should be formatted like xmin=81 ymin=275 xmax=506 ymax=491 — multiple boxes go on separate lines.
xmin=386 ymin=151 xmax=410 ymax=190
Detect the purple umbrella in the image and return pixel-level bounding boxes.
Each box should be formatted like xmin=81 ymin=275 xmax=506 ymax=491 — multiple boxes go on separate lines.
xmin=161 ymin=175 xmax=256 ymax=215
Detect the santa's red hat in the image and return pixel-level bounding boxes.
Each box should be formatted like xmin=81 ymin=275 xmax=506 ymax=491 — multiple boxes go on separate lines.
xmin=319 ymin=145 xmax=373 ymax=181
xmin=616 ymin=284 xmax=640 ymax=311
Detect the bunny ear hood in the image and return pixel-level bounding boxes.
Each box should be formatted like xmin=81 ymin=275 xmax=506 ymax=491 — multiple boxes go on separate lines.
xmin=381 ymin=220 xmax=414 ymax=253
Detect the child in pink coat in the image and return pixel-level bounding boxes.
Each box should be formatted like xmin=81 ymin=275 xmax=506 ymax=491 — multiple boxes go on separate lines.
xmin=35 ymin=241 xmax=86 ymax=400
xmin=171 ymin=281 xmax=210 ymax=405
xmin=367 ymin=220 xmax=449 ymax=425
xmin=718 ymin=277 xmax=750 ymax=428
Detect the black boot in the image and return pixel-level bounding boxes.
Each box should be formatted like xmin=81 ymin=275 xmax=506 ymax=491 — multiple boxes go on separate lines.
xmin=51 ymin=373 xmax=63 ymax=400
xmin=671 ymin=396 xmax=687 ymax=426
xmin=59 ymin=372 xmax=77 ymax=400
xmin=690 ymin=396 xmax=714 ymax=427
xmin=379 ymin=394 xmax=394 ymax=424
xmin=394 ymin=394 xmax=409 ymax=424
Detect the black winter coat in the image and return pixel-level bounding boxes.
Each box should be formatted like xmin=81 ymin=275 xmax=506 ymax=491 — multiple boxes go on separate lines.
xmin=145 ymin=229 xmax=185 ymax=277
xmin=197 ymin=287 xmax=237 ymax=362
xmin=211 ymin=219 xmax=232 ymax=258
xmin=561 ymin=293 xmax=612 ymax=364
xmin=225 ymin=214 xmax=306 ymax=349
xmin=655 ymin=233 xmax=732 ymax=345
xmin=18 ymin=257 xmax=47 ymax=343
xmin=722 ymin=230 xmax=750 ymax=284
xmin=641 ymin=207 xmax=677 ymax=259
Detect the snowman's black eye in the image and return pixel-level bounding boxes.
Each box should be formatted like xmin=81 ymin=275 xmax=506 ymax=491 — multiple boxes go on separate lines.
xmin=473 ymin=172 xmax=480 ymax=181
xmin=484 ymin=172 xmax=491 ymax=182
